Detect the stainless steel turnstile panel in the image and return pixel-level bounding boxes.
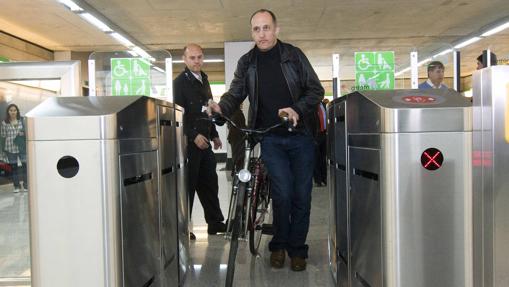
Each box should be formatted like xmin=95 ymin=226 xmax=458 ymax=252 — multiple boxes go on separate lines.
xmin=329 ymin=89 xmax=473 ymax=287
xmin=349 ymin=147 xmax=381 ymax=287
xmin=327 ymin=101 xmax=338 ymax=282
xmin=158 ymin=105 xmax=179 ymax=286
xmin=472 ymin=66 xmax=509 ymax=287
xmin=27 ymin=96 xmax=186 ymax=287
xmin=28 ymin=139 xmax=121 ymax=287
xmin=120 ymin=152 xmax=160 ymax=287
xmin=175 ymin=106 xmax=189 ymax=285
xmin=380 ymin=132 xmax=472 ymax=287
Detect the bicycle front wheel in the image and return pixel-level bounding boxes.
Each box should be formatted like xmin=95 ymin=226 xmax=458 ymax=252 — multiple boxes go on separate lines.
xmin=225 ymin=181 xmax=246 ymax=287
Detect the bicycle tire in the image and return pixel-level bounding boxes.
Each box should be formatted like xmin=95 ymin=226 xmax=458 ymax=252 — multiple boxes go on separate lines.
xmin=249 ymin=175 xmax=270 ymax=255
xmin=225 ymin=182 xmax=246 ymax=287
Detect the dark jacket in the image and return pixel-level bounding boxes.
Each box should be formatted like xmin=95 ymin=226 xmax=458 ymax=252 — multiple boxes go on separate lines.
xmin=218 ymin=40 xmax=324 ymax=136
xmin=174 ymin=67 xmax=219 ymax=142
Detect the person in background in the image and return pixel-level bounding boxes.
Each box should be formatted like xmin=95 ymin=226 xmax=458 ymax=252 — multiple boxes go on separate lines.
xmin=225 ymin=103 xmax=247 ymax=174
xmin=1 ymin=104 xmax=26 ymax=193
xmin=418 ymin=61 xmax=448 ymax=89
xmin=313 ymin=98 xmax=327 ymax=186
xmin=208 ymin=9 xmax=324 ymax=271
xmin=174 ymin=43 xmax=226 ymax=240
xmin=476 ymin=52 xmax=498 ymax=70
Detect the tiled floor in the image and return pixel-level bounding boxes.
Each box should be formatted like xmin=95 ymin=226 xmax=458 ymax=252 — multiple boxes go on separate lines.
xmin=0 ymin=164 xmax=334 ymax=287
xmin=185 ymin=165 xmax=335 ymax=287
xmin=0 ymin=180 xmax=30 ymax=287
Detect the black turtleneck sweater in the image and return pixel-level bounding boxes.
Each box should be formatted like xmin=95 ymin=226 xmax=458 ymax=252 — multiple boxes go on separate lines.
xmin=256 ymin=43 xmax=293 ymax=134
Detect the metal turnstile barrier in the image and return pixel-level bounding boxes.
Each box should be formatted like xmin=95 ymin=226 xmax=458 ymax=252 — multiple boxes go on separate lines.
xmin=472 ymin=65 xmax=509 ymax=287
xmin=328 ymin=89 xmax=473 ymax=287
xmin=26 ymin=96 xmax=188 ymax=287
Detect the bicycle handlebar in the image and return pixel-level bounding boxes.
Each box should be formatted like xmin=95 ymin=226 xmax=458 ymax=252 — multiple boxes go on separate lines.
xmin=208 ymin=112 xmax=292 ymax=135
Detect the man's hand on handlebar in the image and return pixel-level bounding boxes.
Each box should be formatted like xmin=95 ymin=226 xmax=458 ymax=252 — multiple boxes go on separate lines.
xmin=207 ymin=99 xmax=222 ymax=116
xmin=278 ymin=107 xmax=299 ymax=127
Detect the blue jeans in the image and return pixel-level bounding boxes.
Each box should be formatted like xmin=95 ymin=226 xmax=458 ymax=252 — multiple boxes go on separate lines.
xmin=5 ymin=151 xmax=27 ymax=189
xmin=261 ymin=133 xmax=315 ymax=258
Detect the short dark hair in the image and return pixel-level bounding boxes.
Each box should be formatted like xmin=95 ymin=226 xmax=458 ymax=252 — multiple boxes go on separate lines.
xmin=250 ymin=9 xmax=277 ymax=25
xmin=477 ymin=52 xmax=497 ymax=67
xmin=427 ymin=61 xmax=444 ymax=73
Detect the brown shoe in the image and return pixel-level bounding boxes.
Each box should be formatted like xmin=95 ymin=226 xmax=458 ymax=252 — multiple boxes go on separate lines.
xmin=290 ymin=257 xmax=306 ymax=271
xmin=270 ymin=250 xmax=285 ymax=268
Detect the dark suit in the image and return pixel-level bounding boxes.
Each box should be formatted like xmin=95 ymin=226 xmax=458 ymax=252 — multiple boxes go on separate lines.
xmin=174 ymin=67 xmax=224 ymax=225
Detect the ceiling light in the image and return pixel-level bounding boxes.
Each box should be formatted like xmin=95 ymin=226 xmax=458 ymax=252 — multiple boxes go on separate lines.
xmin=433 ymin=48 xmax=453 ymax=58
xmin=132 ymin=46 xmax=156 ymax=61
xmin=418 ymin=57 xmax=432 ymax=66
xmin=153 ymin=66 xmax=165 ymax=73
xmin=454 ymin=37 xmax=481 ymax=49
xmin=395 ymin=67 xmax=411 ymax=76
xmin=126 ymin=50 xmax=138 ymax=57
xmin=481 ymin=21 xmax=509 ymax=37
xmin=58 ymin=0 xmax=83 ymax=12
xmin=110 ymin=32 xmax=134 ymax=47
xmin=204 ymin=59 xmax=224 ymax=63
xmin=80 ymin=13 xmax=112 ymax=32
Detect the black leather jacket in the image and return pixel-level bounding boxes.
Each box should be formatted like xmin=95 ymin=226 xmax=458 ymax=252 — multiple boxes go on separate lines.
xmin=218 ymin=40 xmax=324 ymax=136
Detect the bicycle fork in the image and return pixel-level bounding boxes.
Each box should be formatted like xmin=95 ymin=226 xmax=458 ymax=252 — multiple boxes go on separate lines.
xmin=225 ymin=140 xmax=253 ymax=240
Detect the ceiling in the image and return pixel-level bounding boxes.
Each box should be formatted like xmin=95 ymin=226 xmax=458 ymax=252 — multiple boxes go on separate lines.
xmin=1 ymin=0 xmax=509 ymax=81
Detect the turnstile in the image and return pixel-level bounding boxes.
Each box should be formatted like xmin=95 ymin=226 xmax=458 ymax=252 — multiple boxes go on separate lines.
xmin=328 ymin=89 xmax=473 ymax=287
xmin=328 ymin=97 xmax=349 ymax=287
xmin=26 ymin=96 xmax=188 ymax=287
xmin=472 ymin=65 xmax=509 ymax=287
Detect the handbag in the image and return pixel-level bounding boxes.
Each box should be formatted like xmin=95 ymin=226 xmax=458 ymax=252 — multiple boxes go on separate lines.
xmin=14 ymin=135 xmax=26 ymax=154
xmin=14 ymin=118 xmax=26 ymax=154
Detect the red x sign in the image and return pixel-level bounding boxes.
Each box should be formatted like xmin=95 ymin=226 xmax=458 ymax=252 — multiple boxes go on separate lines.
xmin=421 ymin=148 xmax=444 ymax=171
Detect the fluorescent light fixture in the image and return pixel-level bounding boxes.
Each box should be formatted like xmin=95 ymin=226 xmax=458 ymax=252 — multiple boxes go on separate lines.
xmin=454 ymin=37 xmax=481 ymax=49
xmin=481 ymin=21 xmax=509 ymax=37
xmin=418 ymin=57 xmax=432 ymax=66
xmin=395 ymin=67 xmax=411 ymax=76
xmin=153 ymin=66 xmax=165 ymax=73
xmin=433 ymin=48 xmax=453 ymax=58
xmin=172 ymin=59 xmax=224 ymax=63
xmin=126 ymin=50 xmax=138 ymax=57
xmin=110 ymin=32 xmax=134 ymax=47
xmin=80 ymin=13 xmax=112 ymax=32
xmin=132 ymin=46 xmax=155 ymax=61
xmin=204 ymin=59 xmax=224 ymax=63
xmin=58 ymin=0 xmax=83 ymax=11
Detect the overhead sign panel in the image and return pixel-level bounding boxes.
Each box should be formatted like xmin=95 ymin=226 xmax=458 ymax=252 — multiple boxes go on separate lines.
xmin=355 ymin=51 xmax=395 ymax=90
xmin=110 ymin=58 xmax=151 ymax=96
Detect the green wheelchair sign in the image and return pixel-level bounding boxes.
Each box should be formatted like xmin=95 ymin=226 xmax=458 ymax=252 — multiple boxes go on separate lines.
xmin=354 ymin=51 xmax=395 ymax=90
xmin=111 ymin=58 xmax=151 ymax=96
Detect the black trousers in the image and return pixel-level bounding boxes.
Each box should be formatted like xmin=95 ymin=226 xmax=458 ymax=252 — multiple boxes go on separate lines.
xmin=187 ymin=144 xmax=224 ymax=224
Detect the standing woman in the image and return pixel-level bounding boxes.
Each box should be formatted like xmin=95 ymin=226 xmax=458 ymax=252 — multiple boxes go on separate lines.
xmin=1 ymin=104 xmax=26 ymax=193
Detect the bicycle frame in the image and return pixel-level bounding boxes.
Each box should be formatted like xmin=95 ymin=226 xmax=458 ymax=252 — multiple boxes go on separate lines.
xmin=225 ymin=138 xmax=254 ymax=240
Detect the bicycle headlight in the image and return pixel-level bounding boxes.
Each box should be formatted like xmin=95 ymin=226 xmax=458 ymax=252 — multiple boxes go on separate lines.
xmin=237 ymin=169 xmax=252 ymax=183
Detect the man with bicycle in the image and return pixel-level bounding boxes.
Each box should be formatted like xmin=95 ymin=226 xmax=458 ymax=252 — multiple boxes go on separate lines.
xmin=209 ymin=9 xmax=324 ymax=271
xmin=174 ymin=44 xmax=227 ymax=240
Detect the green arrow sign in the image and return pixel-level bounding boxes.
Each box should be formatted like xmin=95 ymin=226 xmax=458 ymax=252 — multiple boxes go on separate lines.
xmin=111 ymin=58 xmax=151 ymax=96
xmin=355 ymin=51 xmax=395 ymax=90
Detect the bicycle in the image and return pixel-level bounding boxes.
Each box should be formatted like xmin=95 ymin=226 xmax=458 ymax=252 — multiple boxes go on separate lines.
xmin=208 ymin=113 xmax=291 ymax=287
